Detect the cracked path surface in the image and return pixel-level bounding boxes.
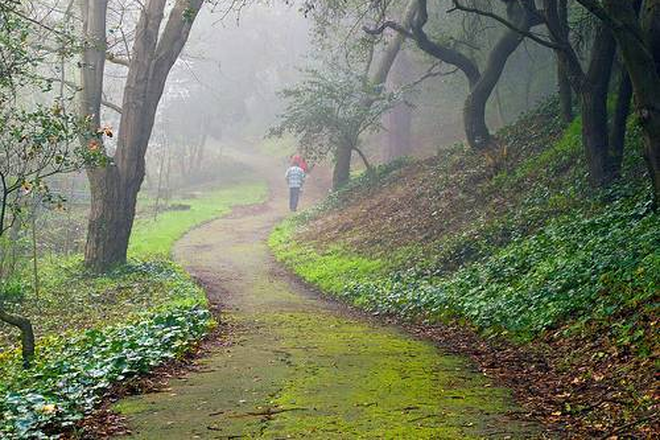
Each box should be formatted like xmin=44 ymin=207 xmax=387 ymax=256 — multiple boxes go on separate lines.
xmin=114 ymin=158 xmax=539 ymax=439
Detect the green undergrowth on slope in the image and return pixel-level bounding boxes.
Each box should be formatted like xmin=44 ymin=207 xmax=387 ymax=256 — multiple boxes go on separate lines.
xmin=1 ymin=179 xmax=267 ymax=438
xmin=272 ymin=189 xmax=658 ymax=346
xmin=0 ymin=260 xmax=213 ymax=439
xmin=270 ymin=101 xmax=659 ymax=351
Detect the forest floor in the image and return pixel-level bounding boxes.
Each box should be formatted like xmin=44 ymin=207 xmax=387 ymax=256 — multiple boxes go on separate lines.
xmin=111 ymin=155 xmax=541 ymax=439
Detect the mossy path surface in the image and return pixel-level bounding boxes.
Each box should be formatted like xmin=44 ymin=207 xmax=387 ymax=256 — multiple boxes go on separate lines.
xmin=114 ymin=162 xmax=539 ymax=439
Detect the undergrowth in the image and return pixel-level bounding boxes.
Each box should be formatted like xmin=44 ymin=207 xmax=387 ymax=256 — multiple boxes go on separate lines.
xmin=0 ymin=260 xmax=213 ymax=439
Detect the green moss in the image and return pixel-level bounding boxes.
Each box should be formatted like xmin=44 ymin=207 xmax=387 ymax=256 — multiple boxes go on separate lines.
xmin=114 ymin=399 xmax=154 ymax=416
xmin=261 ymin=311 xmax=524 ymax=439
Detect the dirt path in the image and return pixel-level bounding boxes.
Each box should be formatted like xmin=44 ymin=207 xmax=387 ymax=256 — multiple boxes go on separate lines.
xmin=114 ymin=156 xmax=540 ymax=439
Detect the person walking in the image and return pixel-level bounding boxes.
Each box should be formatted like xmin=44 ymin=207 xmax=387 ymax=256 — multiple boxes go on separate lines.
xmin=285 ymin=160 xmax=306 ymax=212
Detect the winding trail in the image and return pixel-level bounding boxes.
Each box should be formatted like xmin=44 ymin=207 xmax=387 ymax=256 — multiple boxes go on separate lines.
xmin=114 ymin=156 xmax=539 ymax=439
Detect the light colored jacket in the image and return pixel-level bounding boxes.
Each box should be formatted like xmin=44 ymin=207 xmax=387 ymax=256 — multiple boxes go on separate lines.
xmin=285 ymin=166 xmax=306 ymax=188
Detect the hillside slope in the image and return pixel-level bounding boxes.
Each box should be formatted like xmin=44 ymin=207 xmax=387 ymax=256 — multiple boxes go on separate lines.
xmin=270 ymin=100 xmax=659 ymax=438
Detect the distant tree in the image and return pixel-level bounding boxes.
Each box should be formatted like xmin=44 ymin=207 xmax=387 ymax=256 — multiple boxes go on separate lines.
xmin=384 ymin=51 xmax=415 ymax=160
xmin=270 ymin=64 xmax=399 ymax=184
xmin=0 ymin=2 xmax=103 ymax=368
xmin=367 ymin=0 xmax=543 ymax=151
xmin=274 ymin=0 xmax=418 ymax=188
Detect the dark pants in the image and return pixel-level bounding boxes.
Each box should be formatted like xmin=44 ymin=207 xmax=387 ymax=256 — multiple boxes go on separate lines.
xmin=289 ymin=187 xmax=301 ymax=212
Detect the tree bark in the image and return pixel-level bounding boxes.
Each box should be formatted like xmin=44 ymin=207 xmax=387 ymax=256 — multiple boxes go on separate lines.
xmin=556 ymin=0 xmax=573 ymax=124
xmin=599 ymin=0 xmax=660 ymax=206
xmin=610 ymin=67 xmax=632 ymax=174
xmin=84 ymin=0 xmax=204 ymax=270
xmin=333 ymin=141 xmax=353 ymax=189
xmin=0 ymin=308 xmax=35 ymax=369
xmin=557 ymin=61 xmax=573 ymax=123
xmin=581 ymin=22 xmax=617 ymax=187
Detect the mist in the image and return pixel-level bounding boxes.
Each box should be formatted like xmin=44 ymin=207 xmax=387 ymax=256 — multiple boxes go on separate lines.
xmin=1 ymin=0 xmax=657 ymax=438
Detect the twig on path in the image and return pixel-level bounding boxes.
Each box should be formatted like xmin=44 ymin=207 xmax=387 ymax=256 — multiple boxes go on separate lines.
xmin=228 ymin=407 xmax=308 ymax=419
xmin=599 ymin=413 xmax=659 ymax=439
xmin=409 ymin=414 xmax=438 ymax=423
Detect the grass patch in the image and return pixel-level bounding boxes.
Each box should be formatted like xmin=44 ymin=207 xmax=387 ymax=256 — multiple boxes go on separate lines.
xmin=129 ymin=181 xmax=268 ymax=258
xmin=269 ymin=218 xmax=385 ymax=295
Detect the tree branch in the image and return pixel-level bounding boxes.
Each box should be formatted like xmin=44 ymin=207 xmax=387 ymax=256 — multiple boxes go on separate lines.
xmin=48 ymin=77 xmax=123 ymax=114
xmin=106 ymin=52 xmax=130 ymax=67
xmin=101 ymin=99 xmax=123 ymax=114
xmin=364 ymin=20 xmax=413 ymax=39
xmin=352 ymin=146 xmax=372 ymax=170
xmin=451 ymin=0 xmax=563 ymax=51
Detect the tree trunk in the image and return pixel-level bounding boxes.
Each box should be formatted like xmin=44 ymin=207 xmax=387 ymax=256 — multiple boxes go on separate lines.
xmin=557 ymin=0 xmax=573 ymax=124
xmin=600 ymin=0 xmax=660 ymax=206
xmin=557 ymin=63 xmax=573 ymax=123
xmin=386 ymin=103 xmax=413 ymax=160
xmin=0 ymin=308 xmax=35 ymax=369
xmin=333 ymin=142 xmax=353 ymax=189
xmin=464 ymin=1 xmax=535 ymax=150
xmin=463 ymin=90 xmax=493 ymax=150
xmin=84 ymin=0 xmax=203 ymax=270
xmin=609 ymin=67 xmax=632 ymax=173
xmin=581 ymin=22 xmax=617 ymax=187
xmin=85 ymin=166 xmax=134 ymax=270
xmin=581 ymin=88 xmax=615 ymax=186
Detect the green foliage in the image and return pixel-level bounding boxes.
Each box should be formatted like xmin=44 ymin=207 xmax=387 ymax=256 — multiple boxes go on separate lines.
xmin=0 ymin=258 xmax=212 ymax=438
xmin=270 ymin=65 xmax=400 ymax=165
xmin=0 ymin=305 xmax=211 ymax=439
xmin=0 ymin=278 xmax=26 ymax=307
